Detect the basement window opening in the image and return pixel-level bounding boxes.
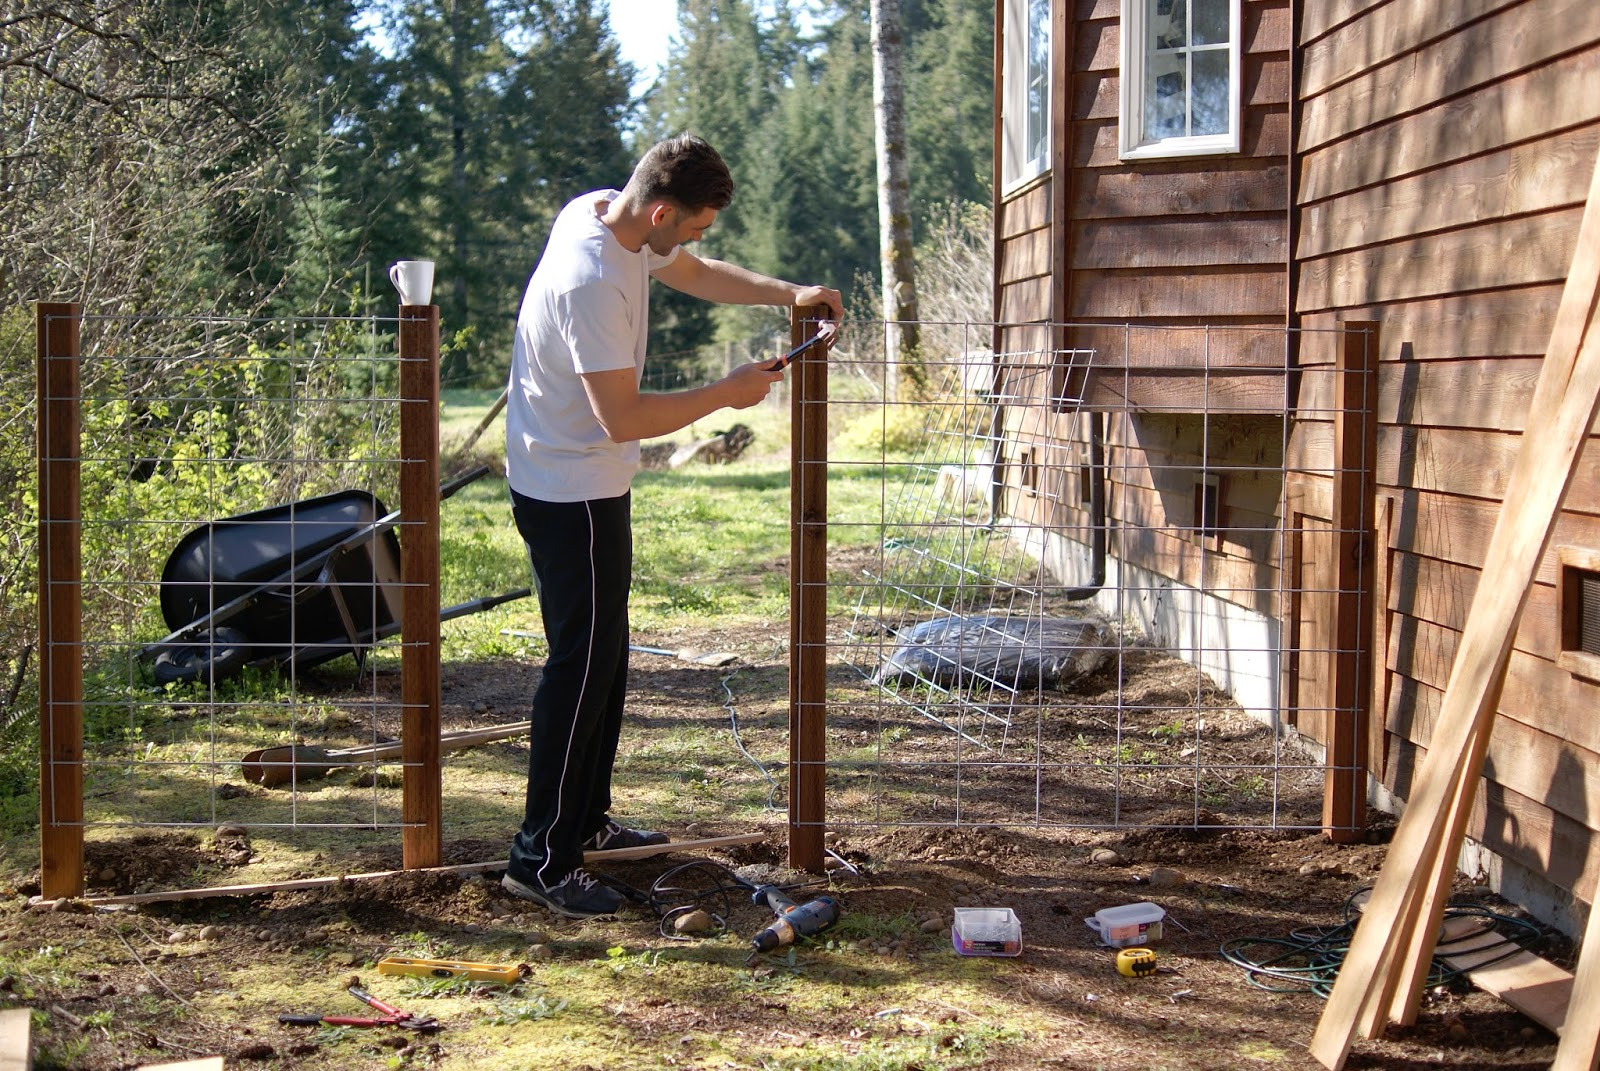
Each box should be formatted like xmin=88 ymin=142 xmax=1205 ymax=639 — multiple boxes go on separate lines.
xmin=1558 ymin=546 xmax=1600 ymax=680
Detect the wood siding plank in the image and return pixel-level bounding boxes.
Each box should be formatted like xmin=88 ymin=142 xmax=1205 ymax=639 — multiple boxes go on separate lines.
xmin=1074 ymin=110 xmax=1292 ymax=168
xmin=1000 ymin=275 xmax=1054 ymax=323
xmin=1074 ymin=216 xmax=1286 ymax=269
xmin=1379 ymin=731 xmax=1600 ymax=900
xmin=1382 ymin=664 xmax=1600 ymax=834
xmin=1302 ymin=0 xmax=1589 ymax=145
xmin=1076 ymin=162 xmax=1289 ymax=219
xmin=1297 ymin=291 xmax=1566 ymax=364
xmin=1072 ymin=266 xmax=1285 ymax=319
xmin=1087 ymin=371 xmax=1294 ymax=412
xmin=1300 ymin=0 xmax=1398 ymax=44
xmin=1388 ymin=614 xmax=1600 ymax=754
xmin=1297 ymin=208 xmax=1581 ymax=312
xmin=1071 ymin=322 xmax=1292 ymax=368
xmin=1387 ymin=490 xmax=1600 ymax=582
xmin=1302 ymin=0 xmax=1521 ymax=97
xmin=999 ymin=181 xmax=1053 ymax=236
xmin=1297 ymin=50 xmax=1600 ymax=203
xmin=1388 ymin=549 xmax=1561 ymax=661
xmin=1000 ymin=227 xmax=1054 ymax=283
xmin=1299 ymin=128 xmax=1600 ymax=260
xmin=1374 ymin=424 xmax=1600 ymax=503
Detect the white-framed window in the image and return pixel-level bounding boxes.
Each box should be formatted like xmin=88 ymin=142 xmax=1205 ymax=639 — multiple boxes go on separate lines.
xmin=1119 ymin=0 xmax=1241 ymax=160
xmin=1001 ymin=0 xmax=1052 ymax=191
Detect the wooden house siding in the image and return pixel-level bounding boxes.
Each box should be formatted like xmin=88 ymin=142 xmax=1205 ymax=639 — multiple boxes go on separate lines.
xmin=992 ymin=0 xmax=1600 ymax=904
xmin=1294 ymin=0 xmax=1600 ymax=889
xmin=993 ymin=0 xmax=1296 ymax=719
xmin=996 ymin=0 xmax=1293 ymax=373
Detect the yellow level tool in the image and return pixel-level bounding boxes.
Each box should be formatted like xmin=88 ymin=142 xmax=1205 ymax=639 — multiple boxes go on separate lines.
xmin=376 ymin=956 xmax=526 ymax=983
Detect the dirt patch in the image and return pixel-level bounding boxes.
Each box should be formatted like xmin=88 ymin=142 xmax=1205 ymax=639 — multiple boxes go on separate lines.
xmin=0 ymin=623 xmax=1572 ymax=1070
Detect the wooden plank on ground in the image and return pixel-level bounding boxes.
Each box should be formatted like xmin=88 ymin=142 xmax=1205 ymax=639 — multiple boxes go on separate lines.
xmin=135 ymin=1059 xmax=224 ymax=1071
xmin=0 ymin=1008 xmax=30 ymax=1071
xmin=1433 ymin=916 xmax=1572 ymax=1036
xmin=1310 ymin=146 xmax=1600 ymax=1069
xmin=80 ymin=834 xmax=768 ymax=907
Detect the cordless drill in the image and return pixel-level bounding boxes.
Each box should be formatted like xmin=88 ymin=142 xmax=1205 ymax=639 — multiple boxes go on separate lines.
xmin=748 ymin=884 xmax=840 ymax=957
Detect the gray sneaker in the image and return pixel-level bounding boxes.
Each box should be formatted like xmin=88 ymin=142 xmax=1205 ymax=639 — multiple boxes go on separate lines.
xmin=583 ymin=819 xmax=670 ymax=852
xmin=501 ymin=868 xmax=622 ymax=919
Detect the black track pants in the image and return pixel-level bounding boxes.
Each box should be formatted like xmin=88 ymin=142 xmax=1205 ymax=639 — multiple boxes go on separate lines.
xmin=507 ymin=489 xmax=631 ymax=889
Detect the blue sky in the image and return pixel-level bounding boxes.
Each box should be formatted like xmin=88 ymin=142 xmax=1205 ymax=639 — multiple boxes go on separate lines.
xmin=603 ymin=0 xmax=681 ymax=89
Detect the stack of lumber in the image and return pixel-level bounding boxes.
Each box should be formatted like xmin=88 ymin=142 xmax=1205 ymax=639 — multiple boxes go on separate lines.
xmin=1308 ymin=151 xmax=1600 ymax=1071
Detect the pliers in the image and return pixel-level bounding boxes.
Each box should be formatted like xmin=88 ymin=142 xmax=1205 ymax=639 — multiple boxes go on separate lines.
xmin=279 ymin=984 xmax=441 ymax=1032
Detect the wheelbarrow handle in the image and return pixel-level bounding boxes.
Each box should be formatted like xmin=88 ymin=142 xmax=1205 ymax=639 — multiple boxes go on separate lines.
xmin=439 ymin=464 xmax=496 ymax=501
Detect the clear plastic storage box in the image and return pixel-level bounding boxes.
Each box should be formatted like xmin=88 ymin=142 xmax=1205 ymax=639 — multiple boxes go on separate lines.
xmin=951 ymin=907 xmax=1023 ymax=957
xmin=1084 ymin=902 xmax=1166 ymax=948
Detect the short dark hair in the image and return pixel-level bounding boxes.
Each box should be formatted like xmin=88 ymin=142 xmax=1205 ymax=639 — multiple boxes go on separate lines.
xmin=625 ymin=134 xmax=734 ymax=212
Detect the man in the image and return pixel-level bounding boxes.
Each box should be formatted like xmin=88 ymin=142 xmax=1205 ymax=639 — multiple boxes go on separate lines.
xmin=501 ymin=134 xmax=843 ymax=918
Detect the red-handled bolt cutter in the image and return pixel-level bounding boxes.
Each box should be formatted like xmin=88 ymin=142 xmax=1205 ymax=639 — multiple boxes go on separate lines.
xmin=278 ymin=984 xmax=441 ymax=1032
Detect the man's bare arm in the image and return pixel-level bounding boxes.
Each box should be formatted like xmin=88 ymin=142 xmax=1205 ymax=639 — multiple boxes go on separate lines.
xmin=580 ymin=363 xmax=783 ymax=444
xmin=653 ymin=249 xmax=844 ymax=323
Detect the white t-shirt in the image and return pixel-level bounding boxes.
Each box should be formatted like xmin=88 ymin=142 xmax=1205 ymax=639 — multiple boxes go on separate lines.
xmin=504 ymin=190 xmax=679 ymax=501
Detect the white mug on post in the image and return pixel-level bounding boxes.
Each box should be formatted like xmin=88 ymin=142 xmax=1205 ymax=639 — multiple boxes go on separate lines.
xmin=389 ymin=260 xmax=435 ymax=305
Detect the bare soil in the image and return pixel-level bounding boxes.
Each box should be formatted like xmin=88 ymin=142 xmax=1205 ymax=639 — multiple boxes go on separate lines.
xmin=0 ymin=624 xmax=1572 ymax=1071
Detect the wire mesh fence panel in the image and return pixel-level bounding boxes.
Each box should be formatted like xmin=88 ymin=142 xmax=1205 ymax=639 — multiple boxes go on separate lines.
xmin=63 ymin=312 xmax=417 ymax=836
xmin=811 ymin=319 xmax=1375 ymax=834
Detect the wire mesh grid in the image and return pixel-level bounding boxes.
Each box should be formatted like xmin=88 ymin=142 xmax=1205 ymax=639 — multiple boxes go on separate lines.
xmin=809 ymin=318 xmax=1374 ymax=833
xmin=44 ymin=309 xmax=423 ymax=834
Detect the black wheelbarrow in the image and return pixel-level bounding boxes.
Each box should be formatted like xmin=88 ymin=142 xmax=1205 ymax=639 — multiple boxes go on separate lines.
xmin=140 ymin=465 xmax=529 ymax=684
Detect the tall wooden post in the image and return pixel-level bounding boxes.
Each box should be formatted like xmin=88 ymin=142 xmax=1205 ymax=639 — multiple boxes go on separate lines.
xmin=788 ymin=305 xmax=830 ymax=873
xmin=1324 ymin=321 xmax=1378 ymax=841
xmin=37 ymin=303 xmax=83 ymax=900
xmin=398 ymin=305 xmax=442 ymax=869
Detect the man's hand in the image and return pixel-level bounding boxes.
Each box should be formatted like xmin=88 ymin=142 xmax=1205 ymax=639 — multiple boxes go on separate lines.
xmin=794 ymin=285 xmax=844 ymax=334
xmin=721 ymin=361 xmax=785 ymax=410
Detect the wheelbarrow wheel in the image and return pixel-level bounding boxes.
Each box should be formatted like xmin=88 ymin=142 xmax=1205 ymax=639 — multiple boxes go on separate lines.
xmin=152 ymin=626 xmax=251 ymax=685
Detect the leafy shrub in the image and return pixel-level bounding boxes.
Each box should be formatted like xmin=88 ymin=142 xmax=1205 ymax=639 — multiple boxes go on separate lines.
xmin=831 ymin=403 xmax=932 ymax=460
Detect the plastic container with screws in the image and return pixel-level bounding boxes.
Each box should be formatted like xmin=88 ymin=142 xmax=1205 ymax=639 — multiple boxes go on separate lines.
xmin=1085 ymin=901 xmax=1166 ymax=948
xmin=951 ymin=907 xmax=1022 ymax=956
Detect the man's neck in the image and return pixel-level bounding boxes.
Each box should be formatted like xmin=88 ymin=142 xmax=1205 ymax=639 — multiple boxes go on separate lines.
xmin=599 ymin=192 xmax=649 ymax=253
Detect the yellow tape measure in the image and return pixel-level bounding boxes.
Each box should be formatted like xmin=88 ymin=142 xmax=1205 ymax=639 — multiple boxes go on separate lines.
xmin=1116 ymin=947 xmax=1159 ymax=978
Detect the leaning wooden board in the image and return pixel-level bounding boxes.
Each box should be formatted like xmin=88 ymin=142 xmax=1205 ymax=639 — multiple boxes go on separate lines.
xmin=1549 ymin=871 xmax=1600 ymax=1071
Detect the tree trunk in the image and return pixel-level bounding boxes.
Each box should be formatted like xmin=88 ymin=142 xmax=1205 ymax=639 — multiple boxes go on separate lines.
xmin=447 ymin=0 xmax=471 ymax=383
xmin=870 ymin=0 xmax=923 ymax=400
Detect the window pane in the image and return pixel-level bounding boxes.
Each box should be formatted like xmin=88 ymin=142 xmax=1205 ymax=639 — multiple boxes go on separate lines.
xmin=1145 ymin=53 xmax=1186 ymax=139
xmin=1026 ymin=0 xmax=1050 ymax=164
xmin=1028 ymin=75 xmax=1048 ymax=162
xmin=1193 ymin=0 xmax=1229 ymax=46
xmin=1191 ymin=49 xmax=1229 ymax=135
xmin=1152 ymin=0 xmax=1186 ymax=50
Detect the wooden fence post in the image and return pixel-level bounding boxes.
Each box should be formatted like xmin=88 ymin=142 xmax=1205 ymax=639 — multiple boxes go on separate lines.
xmin=1324 ymin=321 xmax=1378 ymax=841
xmin=37 ymin=302 xmax=83 ymax=900
xmin=788 ymin=305 xmax=830 ymax=873
xmin=399 ymin=304 xmax=442 ymax=869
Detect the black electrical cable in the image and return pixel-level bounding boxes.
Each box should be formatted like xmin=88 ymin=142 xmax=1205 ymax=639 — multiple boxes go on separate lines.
xmin=644 ymin=859 xmax=829 ymax=942
xmin=1218 ymin=887 xmax=1545 ymax=998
